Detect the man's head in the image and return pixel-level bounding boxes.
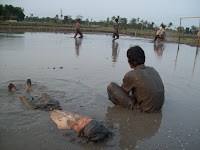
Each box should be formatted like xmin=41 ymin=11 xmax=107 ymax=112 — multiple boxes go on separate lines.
xmin=127 ymin=46 xmax=145 ymax=68
xmin=77 ymin=19 xmax=81 ymax=23
xmin=115 ymin=18 xmax=118 ymax=23
xmin=8 ymin=83 xmax=16 ymax=92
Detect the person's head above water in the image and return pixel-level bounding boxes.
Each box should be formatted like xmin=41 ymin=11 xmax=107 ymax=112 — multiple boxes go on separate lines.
xmin=115 ymin=18 xmax=118 ymax=23
xmin=127 ymin=46 xmax=145 ymax=68
xmin=8 ymin=83 xmax=16 ymax=92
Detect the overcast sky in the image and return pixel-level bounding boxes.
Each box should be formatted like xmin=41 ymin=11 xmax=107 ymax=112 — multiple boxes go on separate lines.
xmin=1 ymin=0 xmax=200 ymax=28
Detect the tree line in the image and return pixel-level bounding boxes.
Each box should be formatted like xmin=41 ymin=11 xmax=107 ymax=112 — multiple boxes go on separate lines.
xmin=0 ymin=4 xmax=25 ymax=21
xmin=0 ymin=4 xmax=198 ymax=35
xmin=24 ymin=14 xmax=199 ymax=35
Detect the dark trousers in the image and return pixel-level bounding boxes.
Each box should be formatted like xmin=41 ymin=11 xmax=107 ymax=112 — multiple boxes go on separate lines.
xmin=107 ymin=82 xmax=135 ymax=109
xmin=112 ymin=31 xmax=119 ymax=38
xmin=75 ymin=29 xmax=83 ymax=36
xmin=154 ymin=35 xmax=160 ymax=41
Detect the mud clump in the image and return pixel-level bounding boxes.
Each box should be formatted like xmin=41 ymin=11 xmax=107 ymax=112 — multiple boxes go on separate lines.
xmin=19 ymin=93 xmax=61 ymax=111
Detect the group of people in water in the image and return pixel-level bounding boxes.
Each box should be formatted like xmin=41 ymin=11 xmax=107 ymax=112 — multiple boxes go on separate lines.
xmin=8 ymin=19 xmax=165 ymax=142
xmin=74 ymin=18 xmax=166 ymax=42
xmin=74 ymin=18 xmax=120 ymax=41
xmin=154 ymin=26 xmax=166 ymax=42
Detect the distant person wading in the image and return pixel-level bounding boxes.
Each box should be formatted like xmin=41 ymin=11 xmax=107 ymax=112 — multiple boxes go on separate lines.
xmin=113 ymin=18 xmax=120 ymax=40
xmin=74 ymin=19 xmax=83 ymax=38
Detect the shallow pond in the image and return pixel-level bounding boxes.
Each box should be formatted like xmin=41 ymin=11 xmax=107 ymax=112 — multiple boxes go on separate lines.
xmin=0 ymin=32 xmax=200 ymax=150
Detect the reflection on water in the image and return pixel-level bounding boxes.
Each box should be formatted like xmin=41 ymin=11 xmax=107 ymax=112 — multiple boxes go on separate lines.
xmin=106 ymin=106 xmax=162 ymax=150
xmin=192 ymin=47 xmax=199 ymax=73
xmin=75 ymin=38 xmax=82 ymax=56
xmin=174 ymin=44 xmax=199 ymax=74
xmin=154 ymin=42 xmax=165 ymax=56
xmin=0 ymin=32 xmax=200 ymax=150
xmin=112 ymin=41 xmax=119 ymax=62
xmin=174 ymin=45 xmax=180 ymax=71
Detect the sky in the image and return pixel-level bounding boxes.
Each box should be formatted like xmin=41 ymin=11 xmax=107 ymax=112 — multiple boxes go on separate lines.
xmin=1 ymin=0 xmax=200 ymax=28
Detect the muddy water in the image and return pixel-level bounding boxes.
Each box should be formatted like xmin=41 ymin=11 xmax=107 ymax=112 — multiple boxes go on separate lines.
xmin=0 ymin=32 xmax=200 ymax=150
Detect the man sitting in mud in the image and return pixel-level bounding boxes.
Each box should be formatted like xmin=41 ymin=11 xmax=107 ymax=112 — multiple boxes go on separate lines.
xmin=74 ymin=19 xmax=83 ymax=38
xmin=107 ymin=46 xmax=164 ymax=113
xmin=50 ymin=110 xmax=110 ymax=142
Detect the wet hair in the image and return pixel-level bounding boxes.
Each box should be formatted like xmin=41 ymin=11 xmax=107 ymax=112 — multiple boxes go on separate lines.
xmin=77 ymin=19 xmax=81 ymax=22
xmin=8 ymin=83 xmax=16 ymax=91
xmin=127 ymin=46 xmax=145 ymax=67
xmin=115 ymin=19 xmax=118 ymax=22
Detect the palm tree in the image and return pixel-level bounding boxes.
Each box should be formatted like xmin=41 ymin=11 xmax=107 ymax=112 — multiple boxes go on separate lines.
xmin=168 ymin=22 xmax=173 ymax=29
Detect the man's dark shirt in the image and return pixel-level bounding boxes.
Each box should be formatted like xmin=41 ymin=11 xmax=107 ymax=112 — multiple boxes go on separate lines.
xmin=114 ymin=22 xmax=119 ymax=31
xmin=121 ymin=64 xmax=164 ymax=112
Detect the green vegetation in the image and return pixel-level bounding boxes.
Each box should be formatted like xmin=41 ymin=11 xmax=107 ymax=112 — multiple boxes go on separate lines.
xmin=0 ymin=4 xmax=25 ymax=21
xmin=0 ymin=4 xmax=199 ymax=46
xmin=23 ymin=15 xmax=199 ymax=35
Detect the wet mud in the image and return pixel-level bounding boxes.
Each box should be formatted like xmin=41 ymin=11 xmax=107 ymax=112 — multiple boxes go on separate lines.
xmin=18 ymin=92 xmax=61 ymax=111
xmin=0 ymin=32 xmax=200 ymax=150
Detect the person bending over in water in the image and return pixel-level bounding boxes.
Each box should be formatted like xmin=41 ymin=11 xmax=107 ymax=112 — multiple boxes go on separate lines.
xmin=113 ymin=18 xmax=120 ymax=40
xmin=107 ymin=46 xmax=164 ymax=113
xmin=154 ymin=28 xmax=162 ymax=42
xmin=74 ymin=19 xmax=83 ymax=38
xmin=51 ymin=110 xmax=110 ymax=142
xmin=8 ymin=83 xmax=17 ymax=92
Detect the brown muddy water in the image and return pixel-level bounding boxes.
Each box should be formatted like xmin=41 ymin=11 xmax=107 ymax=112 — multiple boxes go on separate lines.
xmin=0 ymin=32 xmax=200 ymax=150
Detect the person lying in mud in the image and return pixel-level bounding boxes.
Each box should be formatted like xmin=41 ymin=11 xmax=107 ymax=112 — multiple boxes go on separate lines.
xmin=74 ymin=19 xmax=83 ymax=38
xmin=154 ymin=28 xmax=162 ymax=42
xmin=107 ymin=46 xmax=164 ymax=113
xmin=9 ymin=79 xmax=61 ymax=111
xmin=18 ymin=92 xmax=62 ymax=111
xmin=50 ymin=110 xmax=110 ymax=142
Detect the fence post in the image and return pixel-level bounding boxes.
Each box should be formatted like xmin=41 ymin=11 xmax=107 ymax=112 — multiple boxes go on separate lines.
xmin=178 ymin=18 xmax=182 ymax=44
xmin=197 ymin=19 xmax=200 ymax=48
